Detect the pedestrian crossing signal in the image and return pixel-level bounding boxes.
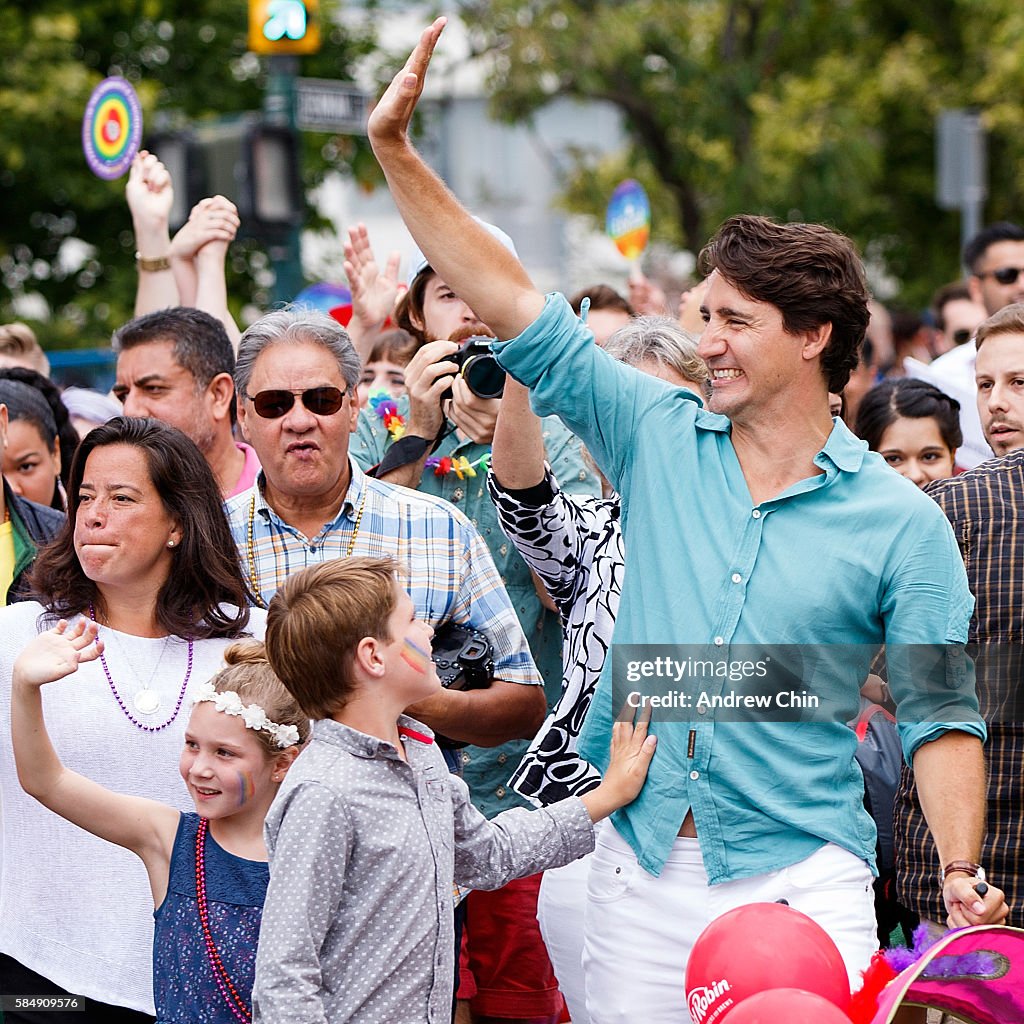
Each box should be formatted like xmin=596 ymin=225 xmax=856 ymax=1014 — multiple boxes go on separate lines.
xmin=249 ymin=0 xmax=321 ymax=55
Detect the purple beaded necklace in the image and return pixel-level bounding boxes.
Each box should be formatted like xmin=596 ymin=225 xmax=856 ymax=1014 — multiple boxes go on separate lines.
xmin=89 ymin=604 xmax=194 ymax=733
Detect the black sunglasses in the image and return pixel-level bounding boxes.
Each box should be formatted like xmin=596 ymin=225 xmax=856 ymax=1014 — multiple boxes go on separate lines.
xmin=951 ymin=328 xmax=973 ymax=346
xmin=979 ymin=266 xmax=1024 ymax=286
xmin=244 ymin=386 xmax=346 ymax=419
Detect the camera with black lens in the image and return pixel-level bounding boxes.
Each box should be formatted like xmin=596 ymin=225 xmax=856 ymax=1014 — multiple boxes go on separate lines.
xmin=442 ymin=336 xmax=505 ymax=402
xmin=432 ymin=623 xmax=494 ymax=692
xmin=431 ymin=623 xmax=495 ymax=750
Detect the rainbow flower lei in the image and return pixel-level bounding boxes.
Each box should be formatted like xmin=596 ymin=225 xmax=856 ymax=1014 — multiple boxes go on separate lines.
xmin=369 ymin=389 xmax=406 ymax=440
xmin=369 ymin=389 xmax=491 ymax=478
xmin=425 ymin=452 xmax=491 ymax=479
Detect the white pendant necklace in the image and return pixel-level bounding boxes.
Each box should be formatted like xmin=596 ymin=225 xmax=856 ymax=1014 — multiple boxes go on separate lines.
xmin=133 ymin=687 xmax=162 ymax=715
xmin=97 ymin=615 xmax=170 ymax=716
xmin=89 ymin=605 xmax=194 ymax=732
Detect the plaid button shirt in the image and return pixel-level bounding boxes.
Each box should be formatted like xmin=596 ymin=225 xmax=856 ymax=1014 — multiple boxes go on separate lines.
xmin=224 ymin=459 xmax=541 ymax=689
xmin=896 ymin=450 xmax=1024 ymax=927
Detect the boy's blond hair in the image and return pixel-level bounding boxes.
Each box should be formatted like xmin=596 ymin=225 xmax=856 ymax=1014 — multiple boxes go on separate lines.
xmin=265 ymin=557 xmax=400 ymax=719
xmin=0 ymin=323 xmax=50 ymax=376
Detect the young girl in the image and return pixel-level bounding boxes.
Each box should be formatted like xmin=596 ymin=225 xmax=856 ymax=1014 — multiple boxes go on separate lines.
xmin=12 ymin=627 xmax=310 ymax=1024
xmin=854 ymin=378 xmax=962 ymax=489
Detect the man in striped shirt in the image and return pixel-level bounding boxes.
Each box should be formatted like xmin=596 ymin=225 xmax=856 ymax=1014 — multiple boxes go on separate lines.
xmin=224 ymin=306 xmax=546 ymax=751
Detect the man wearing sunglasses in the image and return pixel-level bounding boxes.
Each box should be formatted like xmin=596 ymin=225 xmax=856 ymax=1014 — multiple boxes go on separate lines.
xmin=226 ymin=307 xmax=547 ymax=754
xmin=921 ymin=223 xmax=1024 ymax=469
xmin=930 ymin=281 xmax=986 ymax=356
xmin=966 ymin=221 xmax=1024 ymax=317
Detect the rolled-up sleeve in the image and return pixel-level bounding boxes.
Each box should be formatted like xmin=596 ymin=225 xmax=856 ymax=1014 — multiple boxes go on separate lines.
xmin=880 ymin=505 xmax=987 ymax=763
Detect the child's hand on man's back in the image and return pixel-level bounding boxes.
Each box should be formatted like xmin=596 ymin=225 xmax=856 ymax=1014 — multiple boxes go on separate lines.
xmin=580 ymin=704 xmax=657 ymax=823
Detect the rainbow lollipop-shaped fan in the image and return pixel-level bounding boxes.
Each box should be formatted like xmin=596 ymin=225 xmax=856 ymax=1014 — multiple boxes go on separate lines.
xmin=605 ymin=178 xmax=651 ymax=262
xmin=82 ymin=76 xmax=143 ymax=180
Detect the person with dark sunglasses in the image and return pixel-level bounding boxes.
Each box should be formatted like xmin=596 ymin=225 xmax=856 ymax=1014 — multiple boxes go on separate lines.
xmin=964 ymin=221 xmax=1024 ymax=317
xmin=226 ymin=306 xmax=547 ymax=763
xmin=930 ymin=280 xmax=986 ymax=356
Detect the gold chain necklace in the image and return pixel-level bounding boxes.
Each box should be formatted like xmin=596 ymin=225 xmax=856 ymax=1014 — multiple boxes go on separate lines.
xmin=246 ymin=488 xmax=367 ymax=609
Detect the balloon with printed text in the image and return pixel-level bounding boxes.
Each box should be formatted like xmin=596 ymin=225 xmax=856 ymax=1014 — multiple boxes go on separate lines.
xmin=684 ymin=902 xmax=851 ymax=1024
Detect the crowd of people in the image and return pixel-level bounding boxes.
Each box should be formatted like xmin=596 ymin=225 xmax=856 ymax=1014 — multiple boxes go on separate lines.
xmin=0 ymin=16 xmax=1022 ymax=1024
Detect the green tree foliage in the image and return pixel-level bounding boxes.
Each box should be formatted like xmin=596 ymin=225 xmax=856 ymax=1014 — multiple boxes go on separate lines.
xmin=459 ymin=0 xmax=1024 ymax=305
xmin=0 ymin=0 xmax=379 ymax=347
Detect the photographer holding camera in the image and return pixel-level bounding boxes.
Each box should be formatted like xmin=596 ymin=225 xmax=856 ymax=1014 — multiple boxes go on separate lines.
xmin=352 ymin=228 xmax=599 ymax=1024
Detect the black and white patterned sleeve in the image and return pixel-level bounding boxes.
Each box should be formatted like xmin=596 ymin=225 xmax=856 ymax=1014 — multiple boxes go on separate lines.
xmin=487 ymin=467 xmax=590 ymax=620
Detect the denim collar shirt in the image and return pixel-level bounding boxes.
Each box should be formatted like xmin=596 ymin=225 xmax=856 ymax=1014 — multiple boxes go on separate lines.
xmin=492 ymin=293 xmax=984 ymax=883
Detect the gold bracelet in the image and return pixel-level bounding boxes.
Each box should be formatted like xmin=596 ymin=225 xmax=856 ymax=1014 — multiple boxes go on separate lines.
xmin=135 ymin=252 xmax=171 ymax=272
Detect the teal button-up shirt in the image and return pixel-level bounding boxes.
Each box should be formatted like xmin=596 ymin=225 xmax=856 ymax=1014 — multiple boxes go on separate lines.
xmin=493 ymin=293 xmax=985 ymax=883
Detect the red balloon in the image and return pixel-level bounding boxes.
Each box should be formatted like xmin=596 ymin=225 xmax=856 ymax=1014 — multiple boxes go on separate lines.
xmin=685 ymin=903 xmax=851 ymax=1024
xmin=727 ymin=988 xmax=852 ymax=1023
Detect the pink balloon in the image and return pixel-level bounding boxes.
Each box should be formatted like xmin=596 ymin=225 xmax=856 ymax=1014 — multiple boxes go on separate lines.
xmin=685 ymin=903 xmax=851 ymax=1023
xmin=728 ymin=988 xmax=852 ymax=1023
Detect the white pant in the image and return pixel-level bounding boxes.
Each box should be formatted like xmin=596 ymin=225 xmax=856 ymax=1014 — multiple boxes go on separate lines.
xmin=582 ymin=824 xmax=878 ymax=1024
xmin=538 ymin=855 xmax=592 ymax=1024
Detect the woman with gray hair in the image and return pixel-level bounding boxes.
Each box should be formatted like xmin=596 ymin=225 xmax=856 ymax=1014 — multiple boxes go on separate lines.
xmin=486 ymin=312 xmax=707 ymax=1023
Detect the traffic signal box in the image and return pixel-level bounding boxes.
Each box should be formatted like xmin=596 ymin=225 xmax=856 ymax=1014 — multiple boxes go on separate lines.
xmin=249 ymin=0 xmax=321 ymax=55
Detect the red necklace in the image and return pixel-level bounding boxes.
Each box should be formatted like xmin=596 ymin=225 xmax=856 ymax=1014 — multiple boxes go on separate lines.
xmin=195 ymin=817 xmax=252 ymax=1022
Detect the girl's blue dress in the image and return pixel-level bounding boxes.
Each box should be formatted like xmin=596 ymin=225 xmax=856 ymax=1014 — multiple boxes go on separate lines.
xmin=153 ymin=813 xmax=269 ymax=1023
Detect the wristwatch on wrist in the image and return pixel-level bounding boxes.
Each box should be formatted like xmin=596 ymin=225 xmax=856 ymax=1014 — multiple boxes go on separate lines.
xmin=941 ymin=860 xmax=985 ymax=884
xmin=135 ymin=252 xmax=171 ymax=272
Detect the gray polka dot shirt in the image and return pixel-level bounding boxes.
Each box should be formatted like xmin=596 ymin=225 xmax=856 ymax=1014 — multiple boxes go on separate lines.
xmin=253 ymin=716 xmax=595 ymax=1023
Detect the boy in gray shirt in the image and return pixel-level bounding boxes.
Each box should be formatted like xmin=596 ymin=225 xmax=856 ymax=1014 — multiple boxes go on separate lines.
xmin=253 ymin=556 xmax=656 ymax=1024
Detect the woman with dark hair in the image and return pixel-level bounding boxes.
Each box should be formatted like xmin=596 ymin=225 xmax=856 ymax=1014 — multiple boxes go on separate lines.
xmin=854 ymin=378 xmax=962 ymax=489
xmin=0 ymin=377 xmax=65 ymax=509
xmin=0 ymin=365 xmax=81 ymax=498
xmin=0 ymin=416 xmax=263 ymax=1023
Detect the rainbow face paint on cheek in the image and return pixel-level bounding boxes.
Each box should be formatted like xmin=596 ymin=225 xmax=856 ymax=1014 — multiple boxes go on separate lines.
xmin=237 ymin=771 xmax=256 ymax=807
xmin=401 ymin=637 xmax=432 ymax=674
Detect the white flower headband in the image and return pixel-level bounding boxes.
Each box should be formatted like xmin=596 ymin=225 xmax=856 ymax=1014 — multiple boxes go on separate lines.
xmin=193 ymin=681 xmax=301 ymax=749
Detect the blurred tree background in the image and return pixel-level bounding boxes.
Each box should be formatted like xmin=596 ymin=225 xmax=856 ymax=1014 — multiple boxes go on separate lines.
xmin=0 ymin=0 xmax=381 ymax=349
xmin=3 ymin=0 xmax=1024 ymax=349
xmin=459 ymin=0 xmax=1024 ymax=306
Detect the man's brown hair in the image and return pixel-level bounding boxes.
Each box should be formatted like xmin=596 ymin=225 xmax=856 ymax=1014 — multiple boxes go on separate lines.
xmin=699 ymin=214 xmax=870 ymax=393
xmin=265 ymin=557 xmax=400 ymax=719
xmin=974 ymin=302 xmax=1024 ymax=351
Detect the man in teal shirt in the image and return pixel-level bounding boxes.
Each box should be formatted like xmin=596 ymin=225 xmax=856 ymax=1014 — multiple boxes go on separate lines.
xmin=367 ymin=20 xmax=1010 ymax=1023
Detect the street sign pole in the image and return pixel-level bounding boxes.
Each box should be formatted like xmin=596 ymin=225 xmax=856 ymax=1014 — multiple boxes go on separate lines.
xmin=936 ymin=109 xmax=988 ymax=267
xmin=264 ymin=55 xmax=304 ymax=305
xmin=295 ymin=79 xmax=370 ymax=134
